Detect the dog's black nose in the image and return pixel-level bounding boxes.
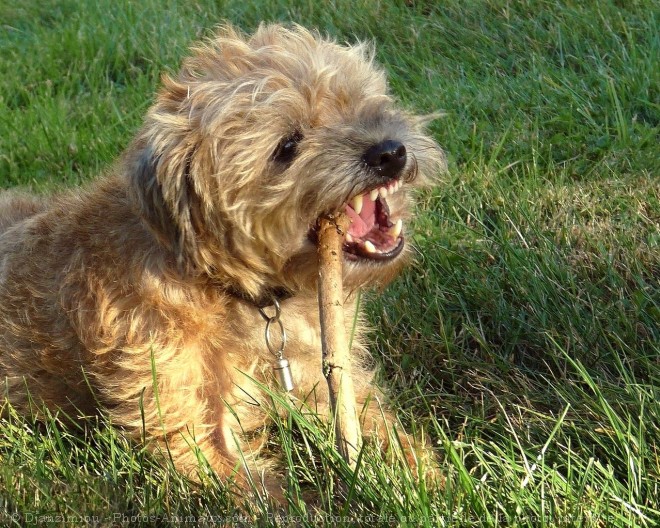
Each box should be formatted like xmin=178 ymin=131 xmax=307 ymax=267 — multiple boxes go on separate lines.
xmin=363 ymin=140 xmax=407 ymax=179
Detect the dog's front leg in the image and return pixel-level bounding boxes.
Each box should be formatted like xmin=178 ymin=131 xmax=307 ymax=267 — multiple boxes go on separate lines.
xmin=352 ymin=379 xmax=439 ymax=482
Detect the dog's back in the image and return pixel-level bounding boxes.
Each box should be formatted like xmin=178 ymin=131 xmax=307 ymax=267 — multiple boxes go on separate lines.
xmin=0 ymin=192 xmax=47 ymax=236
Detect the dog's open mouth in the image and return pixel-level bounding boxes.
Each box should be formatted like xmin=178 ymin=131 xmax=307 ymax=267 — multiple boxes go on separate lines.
xmin=308 ymin=178 xmax=405 ymax=262
xmin=341 ymin=178 xmax=404 ymax=261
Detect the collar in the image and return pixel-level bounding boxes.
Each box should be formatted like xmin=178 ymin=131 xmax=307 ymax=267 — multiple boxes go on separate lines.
xmin=225 ymin=285 xmax=293 ymax=309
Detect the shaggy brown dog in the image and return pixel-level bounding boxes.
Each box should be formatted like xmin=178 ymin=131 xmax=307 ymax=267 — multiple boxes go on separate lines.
xmin=0 ymin=24 xmax=445 ymax=492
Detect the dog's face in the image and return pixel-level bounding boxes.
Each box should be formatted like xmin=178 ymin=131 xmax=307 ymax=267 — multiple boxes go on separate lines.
xmin=128 ymin=24 xmax=446 ymax=301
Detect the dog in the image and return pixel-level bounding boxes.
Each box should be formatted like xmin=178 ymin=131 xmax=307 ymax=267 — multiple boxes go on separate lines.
xmin=0 ymin=23 xmax=446 ymax=494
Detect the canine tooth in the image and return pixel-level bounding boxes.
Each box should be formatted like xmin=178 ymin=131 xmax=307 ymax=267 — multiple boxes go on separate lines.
xmin=394 ymin=180 xmax=401 ymax=192
xmin=379 ymin=187 xmax=388 ymax=198
xmin=369 ymin=188 xmax=379 ymax=201
xmin=390 ymin=218 xmax=403 ymax=239
xmin=364 ymin=240 xmax=377 ymax=253
xmin=346 ymin=233 xmax=354 ymax=243
xmin=351 ymin=194 xmax=363 ymax=215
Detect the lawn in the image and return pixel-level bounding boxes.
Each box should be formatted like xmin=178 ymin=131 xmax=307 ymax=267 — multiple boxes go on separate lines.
xmin=1 ymin=0 xmax=658 ymax=526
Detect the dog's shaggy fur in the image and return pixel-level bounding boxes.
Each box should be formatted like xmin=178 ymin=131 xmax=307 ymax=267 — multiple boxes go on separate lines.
xmin=0 ymin=24 xmax=445 ymax=491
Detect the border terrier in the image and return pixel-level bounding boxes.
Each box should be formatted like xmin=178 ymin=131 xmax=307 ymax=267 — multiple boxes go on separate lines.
xmin=0 ymin=24 xmax=446 ymax=492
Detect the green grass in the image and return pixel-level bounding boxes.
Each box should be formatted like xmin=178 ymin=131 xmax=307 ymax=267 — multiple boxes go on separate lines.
xmin=1 ymin=0 xmax=658 ymax=526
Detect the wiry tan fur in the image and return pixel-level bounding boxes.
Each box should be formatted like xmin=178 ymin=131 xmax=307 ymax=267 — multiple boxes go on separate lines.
xmin=0 ymin=24 xmax=446 ymax=494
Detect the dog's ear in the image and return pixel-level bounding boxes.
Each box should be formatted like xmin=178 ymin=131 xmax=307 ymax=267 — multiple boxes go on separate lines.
xmin=129 ymin=142 xmax=200 ymax=272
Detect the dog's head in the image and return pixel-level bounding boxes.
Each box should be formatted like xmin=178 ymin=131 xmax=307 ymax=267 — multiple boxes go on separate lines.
xmin=127 ymin=23 xmax=446 ymax=302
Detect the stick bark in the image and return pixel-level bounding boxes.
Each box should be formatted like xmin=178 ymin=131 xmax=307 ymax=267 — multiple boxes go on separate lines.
xmin=317 ymin=213 xmax=363 ymax=468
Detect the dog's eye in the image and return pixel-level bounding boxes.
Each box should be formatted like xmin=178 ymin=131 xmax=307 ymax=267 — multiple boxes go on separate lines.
xmin=272 ymin=131 xmax=303 ymax=165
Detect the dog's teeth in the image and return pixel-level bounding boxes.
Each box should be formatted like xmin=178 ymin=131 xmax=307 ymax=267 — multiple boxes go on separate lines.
xmin=346 ymin=233 xmax=354 ymax=243
xmin=389 ymin=218 xmax=403 ymax=239
xmin=379 ymin=187 xmax=388 ymax=198
xmin=394 ymin=180 xmax=401 ymax=192
xmin=351 ymin=194 xmax=363 ymax=215
xmin=364 ymin=240 xmax=377 ymax=253
xmin=369 ymin=189 xmax=379 ymax=201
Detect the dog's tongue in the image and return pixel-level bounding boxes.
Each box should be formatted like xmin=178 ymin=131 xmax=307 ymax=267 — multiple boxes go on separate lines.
xmin=345 ymin=195 xmax=376 ymax=238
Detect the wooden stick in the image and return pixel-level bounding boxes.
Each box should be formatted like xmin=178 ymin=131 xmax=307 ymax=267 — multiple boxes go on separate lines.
xmin=317 ymin=213 xmax=362 ymax=468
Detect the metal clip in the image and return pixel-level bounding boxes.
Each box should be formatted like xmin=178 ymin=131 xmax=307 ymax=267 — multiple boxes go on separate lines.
xmin=259 ymin=298 xmax=293 ymax=392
